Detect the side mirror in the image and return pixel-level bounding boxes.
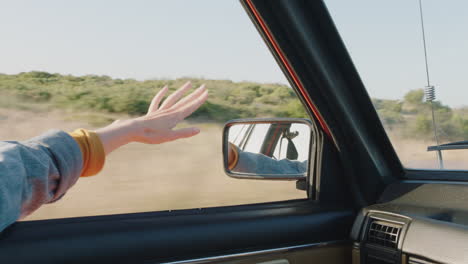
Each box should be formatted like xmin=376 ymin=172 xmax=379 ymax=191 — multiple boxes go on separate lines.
xmin=223 ymin=118 xmax=313 ymax=180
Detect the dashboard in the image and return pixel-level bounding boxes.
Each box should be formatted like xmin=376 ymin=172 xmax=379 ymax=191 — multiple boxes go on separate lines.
xmin=350 ymin=182 xmax=468 ymax=264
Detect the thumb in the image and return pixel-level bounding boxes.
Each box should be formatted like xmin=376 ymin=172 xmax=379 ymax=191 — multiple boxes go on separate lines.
xmin=169 ymin=127 xmax=200 ymax=140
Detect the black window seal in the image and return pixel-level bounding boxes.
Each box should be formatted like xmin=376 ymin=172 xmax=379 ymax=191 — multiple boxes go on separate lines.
xmin=405 ymin=169 xmax=468 ymax=181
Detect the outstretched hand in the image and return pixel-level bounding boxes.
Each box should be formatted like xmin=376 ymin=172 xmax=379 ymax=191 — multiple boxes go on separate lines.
xmin=135 ymin=81 xmax=208 ymax=144
xmin=95 ymin=81 xmax=208 ymax=155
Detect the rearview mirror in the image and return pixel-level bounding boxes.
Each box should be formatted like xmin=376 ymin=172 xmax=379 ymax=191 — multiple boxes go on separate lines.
xmin=223 ymin=118 xmax=313 ymax=180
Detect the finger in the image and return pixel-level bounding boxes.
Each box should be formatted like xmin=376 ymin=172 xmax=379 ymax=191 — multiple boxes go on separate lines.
xmin=177 ymin=90 xmax=209 ymax=119
xmin=168 ymin=127 xmax=201 ymax=141
xmin=170 ymin=84 xmax=206 ymax=110
xmin=159 ymin=81 xmax=192 ymax=110
xmin=152 ymin=90 xmax=207 ymax=122
xmin=147 ymin=85 xmax=169 ymax=114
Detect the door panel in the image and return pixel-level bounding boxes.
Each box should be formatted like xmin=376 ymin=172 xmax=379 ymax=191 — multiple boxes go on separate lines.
xmin=0 ymin=201 xmax=353 ymax=264
xmin=0 ymin=0 xmax=363 ymax=263
xmin=163 ymin=242 xmax=351 ymax=264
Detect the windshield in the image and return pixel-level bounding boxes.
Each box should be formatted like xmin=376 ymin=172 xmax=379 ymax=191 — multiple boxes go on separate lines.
xmin=324 ymin=0 xmax=468 ymax=171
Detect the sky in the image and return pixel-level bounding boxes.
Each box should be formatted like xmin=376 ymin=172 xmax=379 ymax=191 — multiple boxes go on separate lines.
xmin=324 ymin=0 xmax=468 ymax=107
xmin=1 ymin=0 xmax=467 ymax=107
xmin=0 ymin=0 xmax=286 ymax=84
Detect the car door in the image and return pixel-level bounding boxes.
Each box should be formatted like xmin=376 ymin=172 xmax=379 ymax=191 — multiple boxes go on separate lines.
xmin=0 ymin=1 xmax=396 ymax=263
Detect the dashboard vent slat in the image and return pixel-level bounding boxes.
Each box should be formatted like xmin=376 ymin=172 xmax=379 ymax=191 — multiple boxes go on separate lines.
xmin=367 ymin=220 xmax=402 ymax=249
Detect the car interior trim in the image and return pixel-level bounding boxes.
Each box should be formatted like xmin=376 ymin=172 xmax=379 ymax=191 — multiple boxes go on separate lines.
xmin=243 ymin=0 xmax=333 ymax=141
xmin=405 ymin=169 xmax=468 ymax=181
xmin=161 ymin=240 xmax=348 ymax=264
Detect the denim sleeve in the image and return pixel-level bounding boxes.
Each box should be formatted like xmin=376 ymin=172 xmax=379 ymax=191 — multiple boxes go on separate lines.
xmin=233 ymin=148 xmax=307 ymax=175
xmin=0 ymin=130 xmax=83 ymax=232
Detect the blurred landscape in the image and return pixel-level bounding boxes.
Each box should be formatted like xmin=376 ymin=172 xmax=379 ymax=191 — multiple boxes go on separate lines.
xmin=373 ymin=89 xmax=468 ymax=142
xmin=1 ymin=71 xmax=468 ymax=220
xmin=372 ymin=89 xmax=468 ymax=169
xmin=0 ymin=72 xmax=307 ymax=220
xmin=0 ymin=71 xmax=308 ymax=125
xmin=2 ymin=71 xmax=467 ymax=139
xmin=0 ymin=107 xmax=305 ymax=220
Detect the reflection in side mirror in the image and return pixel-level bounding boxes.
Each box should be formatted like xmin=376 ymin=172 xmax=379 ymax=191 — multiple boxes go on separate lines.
xmin=223 ymin=118 xmax=313 ymax=180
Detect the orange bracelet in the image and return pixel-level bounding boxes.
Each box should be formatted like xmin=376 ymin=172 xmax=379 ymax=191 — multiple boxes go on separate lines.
xmin=228 ymin=143 xmax=239 ymax=170
xmin=69 ymin=129 xmax=106 ymax=177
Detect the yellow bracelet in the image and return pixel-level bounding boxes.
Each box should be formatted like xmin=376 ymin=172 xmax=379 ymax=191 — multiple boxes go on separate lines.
xmin=69 ymin=128 xmax=106 ymax=177
xmin=228 ymin=143 xmax=239 ymax=170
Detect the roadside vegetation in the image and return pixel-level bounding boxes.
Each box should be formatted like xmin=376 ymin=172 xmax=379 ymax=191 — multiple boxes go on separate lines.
xmin=0 ymin=71 xmax=308 ymax=125
xmin=373 ymin=89 xmax=468 ymax=141
xmin=1 ymin=71 xmax=467 ymax=140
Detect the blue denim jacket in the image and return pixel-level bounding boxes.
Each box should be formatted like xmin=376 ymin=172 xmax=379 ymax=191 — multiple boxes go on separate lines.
xmin=234 ymin=147 xmax=307 ymax=175
xmin=0 ymin=130 xmax=82 ymax=232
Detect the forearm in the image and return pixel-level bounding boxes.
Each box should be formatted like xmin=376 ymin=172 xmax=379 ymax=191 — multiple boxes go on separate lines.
xmin=70 ymin=129 xmax=106 ymax=177
xmin=0 ymin=121 xmax=135 ymax=231
xmin=0 ymin=130 xmax=82 ymax=231
xmin=67 ymin=119 xmax=138 ymax=177
xmin=234 ymin=150 xmax=307 ymax=174
xmin=73 ymin=81 xmax=207 ymax=171
xmin=0 ymin=121 xmax=140 ymax=231
xmin=0 ymin=82 xmax=206 ymax=232
xmin=94 ymin=119 xmax=139 ymax=155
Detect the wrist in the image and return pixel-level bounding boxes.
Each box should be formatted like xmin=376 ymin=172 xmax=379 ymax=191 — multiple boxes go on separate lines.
xmin=95 ymin=118 xmax=140 ymax=155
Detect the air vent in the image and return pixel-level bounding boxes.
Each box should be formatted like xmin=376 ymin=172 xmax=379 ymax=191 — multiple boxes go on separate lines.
xmin=367 ymin=219 xmax=402 ymax=249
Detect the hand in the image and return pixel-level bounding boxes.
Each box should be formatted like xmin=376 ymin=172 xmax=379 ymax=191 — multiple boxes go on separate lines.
xmin=95 ymin=81 xmax=208 ymax=155
xmin=134 ymin=81 xmax=208 ymax=144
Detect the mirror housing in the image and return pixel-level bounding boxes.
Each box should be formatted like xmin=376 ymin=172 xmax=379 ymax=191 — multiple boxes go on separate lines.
xmin=223 ymin=118 xmax=313 ymax=180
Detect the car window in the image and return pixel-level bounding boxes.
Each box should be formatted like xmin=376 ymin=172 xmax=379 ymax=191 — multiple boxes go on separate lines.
xmin=324 ymin=0 xmax=468 ymax=171
xmin=0 ymin=1 xmax=310 ymax=220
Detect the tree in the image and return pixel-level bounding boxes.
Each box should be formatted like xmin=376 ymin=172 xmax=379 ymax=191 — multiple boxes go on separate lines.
xmin=404 ymin=89 xmax=424 ymax=105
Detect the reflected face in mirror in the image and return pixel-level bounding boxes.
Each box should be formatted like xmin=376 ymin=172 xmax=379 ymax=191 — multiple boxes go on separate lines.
xmin=226 ymin=122 xmax=311 ymax=177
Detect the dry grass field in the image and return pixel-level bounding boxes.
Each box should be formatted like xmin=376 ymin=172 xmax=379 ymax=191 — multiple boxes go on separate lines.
xmin=0 ymin=108 xmax=305 ymax=221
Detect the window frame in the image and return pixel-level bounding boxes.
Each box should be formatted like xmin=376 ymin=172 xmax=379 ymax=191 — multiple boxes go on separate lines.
xmin=320 ymin=1 xmax=468 ymax=180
